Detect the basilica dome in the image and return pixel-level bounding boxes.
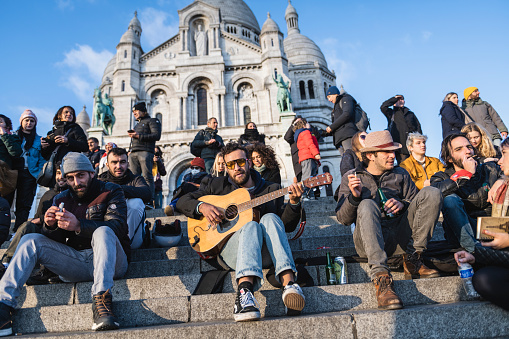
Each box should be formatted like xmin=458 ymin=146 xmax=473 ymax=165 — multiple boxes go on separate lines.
xmin=197 ymin=0 xmax=260 ymax=33
xmin=102 ymin=55 xmax=116 ymax=84
xmin=284 ymin=33 xmax=327 ymax=68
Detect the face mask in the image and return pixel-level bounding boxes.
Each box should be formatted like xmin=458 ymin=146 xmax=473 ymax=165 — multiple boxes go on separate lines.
xmin=190 ymin=169 xmax=200 ymax=176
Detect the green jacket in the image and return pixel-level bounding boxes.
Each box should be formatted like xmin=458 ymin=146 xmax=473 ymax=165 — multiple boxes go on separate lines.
xmin=0 ymin=133 xmax=22 ymax=169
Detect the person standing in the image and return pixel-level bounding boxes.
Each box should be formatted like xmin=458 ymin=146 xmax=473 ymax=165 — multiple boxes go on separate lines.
xmin=294 ymin=120 xmax=321 ymax=198
xmin=284 ymin=116 xmax=304 ymax=181
xmin=239 ymin=122 xmax=265 ymax=146
xmin=8 ymin=110 xmax=45 ymax=231
xmin=191 ymin=117 xmax=224 ymax=173
xmin=462 ymin=87 xmax=507 ymax=147
xmin=380 ymin=95 xmax=422 ymax=163
xmin=128 ymin=102 xmax=162 ymax=201
xmin=439 ymin=92 xmax=472 ymax=138
xmin=325 ymin=86 xmax=358 ymax=153
xmin=153 ymin=146 xmax=167 ymax=209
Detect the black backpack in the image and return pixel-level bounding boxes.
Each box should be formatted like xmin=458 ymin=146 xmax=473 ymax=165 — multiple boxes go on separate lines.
xmin=190 ymin=131 xmax=203 ymax=157
xmin=339 ymin=95 xmax=371 ymax=132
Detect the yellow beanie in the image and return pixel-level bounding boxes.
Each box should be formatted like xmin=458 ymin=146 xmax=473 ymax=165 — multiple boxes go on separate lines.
xmin=464 ymin=87 xmax=478 ymax=100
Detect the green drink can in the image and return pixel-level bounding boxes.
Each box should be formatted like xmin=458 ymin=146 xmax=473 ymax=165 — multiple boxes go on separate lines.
xmin=334 ymin=256 xmax=348 ymax=284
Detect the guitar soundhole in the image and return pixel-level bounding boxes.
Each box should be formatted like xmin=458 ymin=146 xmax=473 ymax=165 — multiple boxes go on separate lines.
xmin=225 ymin=205 xmax=238 ymax=220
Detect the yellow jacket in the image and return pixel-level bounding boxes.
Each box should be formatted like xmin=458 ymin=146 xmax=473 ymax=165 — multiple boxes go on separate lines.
xmin=400 ymin=155 xmax=445 ymax=190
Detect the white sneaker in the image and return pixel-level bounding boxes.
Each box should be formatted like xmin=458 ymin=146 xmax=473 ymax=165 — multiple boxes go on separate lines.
xmin=282 ymin=282 xmax=305 ymax=316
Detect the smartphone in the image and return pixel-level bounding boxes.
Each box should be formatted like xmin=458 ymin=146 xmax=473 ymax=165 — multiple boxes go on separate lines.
xmin=127 ymin=129 xmax=135 ymax=133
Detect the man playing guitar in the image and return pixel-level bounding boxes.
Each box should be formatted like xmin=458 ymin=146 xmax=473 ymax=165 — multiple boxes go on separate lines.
xmin=177 ymin=142 xmax=305 ymax=322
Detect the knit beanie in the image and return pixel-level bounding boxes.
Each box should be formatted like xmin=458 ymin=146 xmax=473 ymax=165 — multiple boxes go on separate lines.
xmin=20 ymin=109 xmax=37 ymax=125
xmin=132 ymin=102 xmax=147 ymax=112
xmin=325 ymin=86 xmax=340 ymax=97
xmin=464 ymin=87 xmax=478 ymax=100
xmin=61 ymin=152 xmax=95 ymax=176
xmin=190 ymin=157 xmax=205 ymax=170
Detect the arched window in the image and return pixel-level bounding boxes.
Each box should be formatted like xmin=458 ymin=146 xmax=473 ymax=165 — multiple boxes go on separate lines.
xmin=271 ymin=39 xmax=274 ymax=47
xmin=299 ymin=81 xmax=306 ymax=100
xmin=156 ymin=113 xmax=162 ymax=126
xmin=324 ymin=82 xmax=327 ymax=96
xmin=197 ymin=88 xmax=208 ymax=125
xmin=243 ymin=106 xmax=251 ymax=124
xmin=124 ymin=50 xmax=127 ymax=58
xmin=308 ymin=80 xmax=315 ymax=99
xmin=133 ymin=51 xmax=136 ymax=59
xmin=274 ymin=69 xmax=278 ymax=78
xmin=121 ymin=81 xmax=125 ymax=92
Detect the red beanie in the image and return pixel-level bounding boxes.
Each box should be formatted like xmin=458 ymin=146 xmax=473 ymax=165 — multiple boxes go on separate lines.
xmin=190 ymin=157 xmax=205 ymax=170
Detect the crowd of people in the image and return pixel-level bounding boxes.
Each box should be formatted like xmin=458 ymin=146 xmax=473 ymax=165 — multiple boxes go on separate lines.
xmin=0 ymin=83 xmax=506 ymax=335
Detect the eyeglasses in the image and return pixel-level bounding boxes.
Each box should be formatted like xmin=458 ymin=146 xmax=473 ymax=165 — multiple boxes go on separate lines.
xmin=225 ymin=158 xmax=247 ymax=170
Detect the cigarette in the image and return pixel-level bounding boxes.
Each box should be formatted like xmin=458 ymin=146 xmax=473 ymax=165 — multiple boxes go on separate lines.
xmin=354 ymin=172 xmax=357 ymax=178
xmin=58 ymin=202 xmax=64 ymax=212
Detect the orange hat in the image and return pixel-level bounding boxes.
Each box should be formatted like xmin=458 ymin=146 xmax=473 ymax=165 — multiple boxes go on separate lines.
xmin=464 ymin=87 xmax=478 ymax=100
xmin=190 ymin=157 xmax=205 ymax=170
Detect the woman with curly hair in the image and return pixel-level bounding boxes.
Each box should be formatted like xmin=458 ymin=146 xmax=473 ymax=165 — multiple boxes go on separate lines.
xmin=461 ymin=122 xmax=500 ymax=163
xmin=249 ymin=143 xmax=281 ymax=184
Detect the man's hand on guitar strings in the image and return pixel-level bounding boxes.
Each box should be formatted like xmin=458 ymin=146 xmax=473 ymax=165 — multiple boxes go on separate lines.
xmin=288 ymin=177 xmax=304 ymax=204
xmin=199 ymin=202 xmax=225 ymax=228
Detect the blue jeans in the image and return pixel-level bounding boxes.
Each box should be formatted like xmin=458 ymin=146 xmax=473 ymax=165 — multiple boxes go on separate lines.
xmin=154 ymin=191 xmax=163 ymax=209
xmin=442 ymin=194 xmax=479 ymax=252
xmin=218 ymin=213 xmax=296 ymax=290
xmin=129 ymin=151 xmax=155 ymax=200
xmin=204 ymin=158 xmax=215 ymax=174
xmin=127 ymin=198 xmax=146 ymax=250
xmin=0 ymin=226 xmax=128 ymax=308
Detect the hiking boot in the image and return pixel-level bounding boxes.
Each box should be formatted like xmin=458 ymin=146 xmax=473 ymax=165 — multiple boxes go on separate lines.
xmin=282 ymin=282 xmax=305 ymax=316
xmin=92 ymin=290 xmax=119 ymax=331
xmin=233 ymin=287 xmax=260 ymax=322
xmin=26 ymin=267 xmax=58 ymax=286
xmin=164 ymin=205 xmax=174 ymax=216
xmin=373 ymin=272 xmax=403 ymax=310
xmin=403 ymin=252 xmax=440 ymax=279
xmin=0 ymin=303 xmax=12 ymax=337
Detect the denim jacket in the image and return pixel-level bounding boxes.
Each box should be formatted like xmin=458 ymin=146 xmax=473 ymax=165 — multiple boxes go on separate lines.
xmin=24 ymin=134 xmax=46 ymax=179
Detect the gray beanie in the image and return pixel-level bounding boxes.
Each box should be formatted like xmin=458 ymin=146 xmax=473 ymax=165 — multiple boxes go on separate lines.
xmin=61 ymin=152 xmax=94 ymax=176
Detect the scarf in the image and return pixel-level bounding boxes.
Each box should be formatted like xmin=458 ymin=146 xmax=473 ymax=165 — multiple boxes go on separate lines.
xmin=492 ymin=180 xmax=509 ymax=217
xmin=253 ymin=164 xmax=266 ymax=173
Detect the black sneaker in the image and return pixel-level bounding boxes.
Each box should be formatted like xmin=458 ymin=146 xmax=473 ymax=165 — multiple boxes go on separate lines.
xmin=92 ymin=290 xmax=119 ymax=331
xmin=0 ymin=303 xmax=12 ymax=337
xmin=233 ymin=288 xmax=260 ymax=322
xmin=26 ymin=267 xmax=58 ymax=286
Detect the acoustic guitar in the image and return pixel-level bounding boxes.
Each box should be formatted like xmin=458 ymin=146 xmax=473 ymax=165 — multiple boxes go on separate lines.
xmin=188 ymin=173 xmax=333 ymax=255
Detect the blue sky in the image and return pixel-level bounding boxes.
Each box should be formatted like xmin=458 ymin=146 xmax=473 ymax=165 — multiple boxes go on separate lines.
xmin=2 ymin=0 xmax=508 ymax=157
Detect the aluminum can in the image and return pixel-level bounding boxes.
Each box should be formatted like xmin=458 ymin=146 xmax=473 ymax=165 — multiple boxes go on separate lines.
xmin=334 ymin=256 xmax=348 ymax=284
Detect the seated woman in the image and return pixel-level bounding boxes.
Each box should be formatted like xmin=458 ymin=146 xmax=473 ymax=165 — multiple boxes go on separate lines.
xmin=249 ymin=143 xmax=281 ymax=185
xmin=461 ymin=122 xmax=501 ymax=163
xmin=455 ymin=137 xmax=509 ymax=310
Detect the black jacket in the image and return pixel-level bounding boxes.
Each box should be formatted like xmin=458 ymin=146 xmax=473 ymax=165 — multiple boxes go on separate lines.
xmin=131 ymin=115 xmax=162 ymax=153
xmin=35 ymin=183 xmax=69 ymax=220
xmin=98 ymin=169 xmax=152 ymax=204
xmin=380 ymin=97 xmax=422 ymax=156
xmin=177 ymin=169 xmax=302 ymax=232
xmin=258 ymin=167 xmax=281 ymax=185
xmin=192 ymin=127 xmax=224 ymax=159
xmin=430 ymin=162 xmax=502 ymax=217
xmin=42 ymin=178 xmax=130 ymax=260
xmin=330 ymin=94 xmax=358 ymax=146
xmin=440 ymin=101 xmax=468 ymax=139
xmin=284 ymin=124 xmax=301 ymax=179
xmin=41 ymin=121 xmax=88 ymax=163
xmin=340 ymin=149 xmax=362 ymax=177
xmin=87 ymin=149 xmax=105 ymax=168
xmin=238 ymin=129 xmax=265 ymax=146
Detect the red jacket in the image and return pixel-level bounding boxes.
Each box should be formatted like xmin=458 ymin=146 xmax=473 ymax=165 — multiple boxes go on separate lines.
xmin=295 ymin=129 xmax=320 ymax=164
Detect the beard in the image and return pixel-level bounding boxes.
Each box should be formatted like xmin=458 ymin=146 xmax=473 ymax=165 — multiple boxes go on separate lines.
xmin=230 ymin=168 xmax=250 ymax=186
xmin=72 ymin=177 xmax=92 ymax=198
xmin=451 ymin=156 xmax=465 ymax=170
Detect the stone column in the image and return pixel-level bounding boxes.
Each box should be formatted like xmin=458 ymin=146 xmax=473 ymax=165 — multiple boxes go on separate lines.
xmin=220 ymin=94 xmax=226 ymax=127
xmin=233 ymin=93 xmax=239 ymax=126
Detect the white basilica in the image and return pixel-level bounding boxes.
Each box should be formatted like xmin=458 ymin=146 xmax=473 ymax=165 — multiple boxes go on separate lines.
xmin=91 ymin=0 xmax=341 ymax=203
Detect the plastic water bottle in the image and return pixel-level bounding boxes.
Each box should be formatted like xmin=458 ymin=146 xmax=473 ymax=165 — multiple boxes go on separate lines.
xmin=458 ymin=263 xmax=480 ymax=298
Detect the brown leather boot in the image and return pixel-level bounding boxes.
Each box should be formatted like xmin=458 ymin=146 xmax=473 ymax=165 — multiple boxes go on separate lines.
xmin=403 ymin=252 xmax=440 ymax=279
xmin=373 ymin=272 xmax=403 ymax=310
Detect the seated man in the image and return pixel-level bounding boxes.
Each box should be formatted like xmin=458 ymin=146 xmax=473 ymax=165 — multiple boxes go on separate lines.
xmin=336 ymin=131 xmax=442 ymax=310
xmin=98 ymin=147 xmax=151 ymax=249
xmin=430 ymin=133 xmax=502 ymax=252
xmin=177 ymin=142 xmax=305 ymax=321
xmin=399 ymin=132 xmax=444 ymax=190
xmin=0 ymin=152 xmax=129 ymax=335
xmin=0 ymin=163 xmax=69 ymax=282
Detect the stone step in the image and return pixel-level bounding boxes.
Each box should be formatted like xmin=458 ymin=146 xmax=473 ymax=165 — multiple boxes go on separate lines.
xmin=10 ymin=276 xmax=475 ymax=335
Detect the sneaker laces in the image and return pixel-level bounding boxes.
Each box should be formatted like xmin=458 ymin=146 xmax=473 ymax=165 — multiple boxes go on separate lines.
xmin=408 ymin=252 xmax=423 ymax=269
xmin=374 ymin=275 xmax=393 ymax=294
xmin=239 ymin=289 xmax=259 ymax=309
xmin=93 ymin=289 xmax=114 ymax=318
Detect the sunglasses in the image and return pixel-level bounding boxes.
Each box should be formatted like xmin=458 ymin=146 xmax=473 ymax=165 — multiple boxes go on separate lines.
xmin=360 ymin=135 xmax=366 ymax=140
xmin=225 ymin=158 xmax=247 ymax=170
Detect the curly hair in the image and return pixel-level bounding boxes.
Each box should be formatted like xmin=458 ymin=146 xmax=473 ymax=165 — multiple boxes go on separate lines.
xmin=248 ymin=143 xmax=280 ymax=170
xmin=221 ymin=141 xmax=249 ymax=160
xmin=461 ymin=122 xmax=497 ymax=158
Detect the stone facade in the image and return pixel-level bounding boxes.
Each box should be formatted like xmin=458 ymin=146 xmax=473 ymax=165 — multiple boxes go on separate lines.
xmin=96 ymin=0 xmax=340 ymax=204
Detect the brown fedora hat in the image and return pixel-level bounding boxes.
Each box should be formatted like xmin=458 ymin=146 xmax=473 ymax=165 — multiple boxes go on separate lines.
xmin=360 ymin=130 xmax=402 ymax=153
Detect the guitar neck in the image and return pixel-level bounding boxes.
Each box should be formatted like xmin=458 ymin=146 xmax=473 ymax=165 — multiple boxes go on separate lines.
xmin=237 ymin=185 xmax=296 ymax=213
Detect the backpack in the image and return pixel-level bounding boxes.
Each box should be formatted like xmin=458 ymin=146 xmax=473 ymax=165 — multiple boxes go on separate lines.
xmin=190 ymin=131 xmax=203 ymax=157
xmin=339 ymin=95 xmax=371 ymax=132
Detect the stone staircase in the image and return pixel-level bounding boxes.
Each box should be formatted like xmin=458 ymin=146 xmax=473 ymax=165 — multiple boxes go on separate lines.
xmin=5 ymin=197 xmax=509 ymax=338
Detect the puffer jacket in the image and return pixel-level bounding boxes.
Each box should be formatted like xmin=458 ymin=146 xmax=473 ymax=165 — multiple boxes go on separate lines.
xmin=42 ymin=178 xmax=130 ymax=260
xmin=131 ymin=115 xmax=162 ymax=153
xmin=294 ymin=128 xmax=320 ymax=163
xmin=399 ymin=155 xmax=445 ymax=190
xmin=330 ymin=93 xmax=358 ymax=146
xmin=430 ymin=162 xmax=502 ymax=217
xmin=380 ymin=97 xmax=422 ymax=157
xmin=462 ymin=98 xmax=507 ymax=140
xmin=335 ymin=165 xmax=418 ymax=226
xmin=440 ymin=101 xmax=468 ymax=138
xmin=192 ymin=127 xmax=224 ymax=159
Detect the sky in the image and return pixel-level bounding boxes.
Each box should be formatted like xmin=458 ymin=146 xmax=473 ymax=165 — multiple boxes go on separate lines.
xmin=2 ymin=0 xmax=508 ymax=157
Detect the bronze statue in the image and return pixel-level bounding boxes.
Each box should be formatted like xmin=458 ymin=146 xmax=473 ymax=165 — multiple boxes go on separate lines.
xmin=93 ymin=88 xmax=115 ymax=135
